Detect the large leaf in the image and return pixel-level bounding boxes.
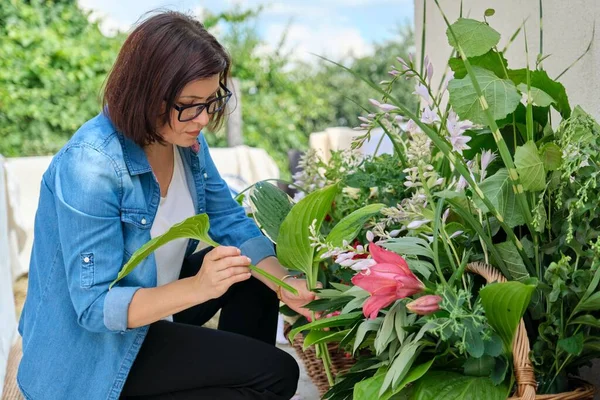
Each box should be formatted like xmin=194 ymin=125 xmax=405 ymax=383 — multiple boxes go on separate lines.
xmin=249 ymin=181 xmax=293 ymax=243
xmin=508 ymin=69 xmax=571 ymax=118
xmin=514 ymin=141 xmax=546 ymax=191
xmin=558 ymin=333 xmax=584 ymax=356
xmin=302 ymin=329 xmax=350 ymax=350
xmin=449 ymin=50 xmax=509 ymax=79
xmin=495 ymin=241 xmax=530 ymax=281
xmin=110 ymin=214 xmax=297 ymax=294
xmin=473 ymin=169 xmax=526 ymax=228
xmin=575 ymin=291 xmax=600 ymax=312
xmin=318 ymin=203 xmax=385 ymax=259
xmin=413 ymin=371 xmax=508 ymax=400
xmin=277 ymin=184 xmax=338 ymax=276
xmin=480 ymin=281 xmax=536 ymax=352
xmin=111 ymin=214 xmax=216 ymax=288
xmin=446 ymin=18 xmax=501 ymax=57
xmin=448 ymin=66 xmax=521 ymax=125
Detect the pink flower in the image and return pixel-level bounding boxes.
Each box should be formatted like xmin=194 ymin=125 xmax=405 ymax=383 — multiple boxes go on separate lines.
xmin=191 ymin=141 xmax=200 ymax=154
xmin=407 ymin=295 xmax=442 ymax=315
xmin=352 ymin=243 xmax=424 ymax=319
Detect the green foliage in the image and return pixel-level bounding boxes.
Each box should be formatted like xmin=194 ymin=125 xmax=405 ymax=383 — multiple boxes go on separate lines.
xmin=0 ymin=0 xmax=124 ymax=156
xmin=446 ymin=18 xmax=501 ymax=57
xmin=412 ymin=371 xmax=508 ymax=400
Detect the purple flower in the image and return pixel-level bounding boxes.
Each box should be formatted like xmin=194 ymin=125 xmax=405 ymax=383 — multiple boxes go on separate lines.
xmin=413 ymin=83 xmax=431 ymax=104
xmin=420 ymin=106 xmax=440 ymax=125
xmin=369 ymin=99 xmax=398 ymax=112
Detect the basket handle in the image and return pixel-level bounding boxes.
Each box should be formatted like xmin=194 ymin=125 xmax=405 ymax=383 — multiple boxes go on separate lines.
xmin=466 ymin=262 xmax=537 ymax=400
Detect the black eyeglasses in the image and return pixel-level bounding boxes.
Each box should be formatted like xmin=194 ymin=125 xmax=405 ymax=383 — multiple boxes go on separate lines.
xmin=172 ymin=82 xmax=232 ymax=122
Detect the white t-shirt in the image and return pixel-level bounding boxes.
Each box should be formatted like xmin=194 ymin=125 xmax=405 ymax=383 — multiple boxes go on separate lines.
xmin=150 ymin=145 xmax=195 ymax=320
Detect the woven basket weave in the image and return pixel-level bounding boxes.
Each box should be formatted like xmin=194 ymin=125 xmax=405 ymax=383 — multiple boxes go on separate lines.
xmin=284 ymin=323 xmax=355 ymax=396
xmin=467 ymin=262 xmax=595 ymax=400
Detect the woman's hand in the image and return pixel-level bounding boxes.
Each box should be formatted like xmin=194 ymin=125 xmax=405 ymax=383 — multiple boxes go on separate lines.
xmin=280 ymin=278 xmax=320 ymax=320
xmin=193 ymin=246 xmax=252 ymax=300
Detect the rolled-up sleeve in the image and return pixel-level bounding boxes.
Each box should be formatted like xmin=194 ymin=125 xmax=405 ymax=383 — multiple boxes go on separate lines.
xmin=54 ymin=145 xmax=140 ymax=333
xmin=200 ymin=135 xmax=275 ymax=265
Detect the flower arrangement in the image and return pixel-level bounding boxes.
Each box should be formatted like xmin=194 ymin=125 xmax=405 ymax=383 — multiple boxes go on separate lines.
xmin=252 ymin=4 xmax=600 ymax=399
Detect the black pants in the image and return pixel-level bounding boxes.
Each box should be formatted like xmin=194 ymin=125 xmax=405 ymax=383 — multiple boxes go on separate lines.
xmin=121 ymin=247 xmax=300 ymax=399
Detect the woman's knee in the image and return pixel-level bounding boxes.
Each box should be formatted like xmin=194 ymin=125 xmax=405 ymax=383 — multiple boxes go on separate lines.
xmin=272 ymin=350 xmax=300 ymax=399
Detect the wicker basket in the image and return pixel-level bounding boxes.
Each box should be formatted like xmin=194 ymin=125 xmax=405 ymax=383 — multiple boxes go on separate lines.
xmin=286 ymin=263 xmax=596 ymax=399
xmin=467 ymin=262 xmax=595 ymax=400
xmin=284 ymin=323 xmax=355 ymax=396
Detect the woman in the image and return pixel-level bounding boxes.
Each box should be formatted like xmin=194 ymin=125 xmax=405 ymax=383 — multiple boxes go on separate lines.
xmin=17 ymin=11 xmax=315 ymax=400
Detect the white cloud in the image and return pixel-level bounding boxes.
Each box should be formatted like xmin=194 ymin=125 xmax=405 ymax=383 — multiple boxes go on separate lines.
xmin=263 ymin=22 xmax=373 ymax=64
xmin=78 ymin=0 xmax=132 ymax=36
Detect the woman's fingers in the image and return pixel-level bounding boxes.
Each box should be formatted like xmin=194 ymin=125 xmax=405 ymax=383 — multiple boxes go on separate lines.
xmin=206 ymin=246 xmax=241 ymax=261
xmin=214 ymin=255 xmax=252 ymax=271
xmin=219 ymin=266 xmax=252 ymax=280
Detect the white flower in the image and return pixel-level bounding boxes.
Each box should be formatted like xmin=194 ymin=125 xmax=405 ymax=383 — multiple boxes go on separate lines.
xmin=369 ymin=98 xmax=398 ymax=112
xmin=356 ymin=245 xmax=365 ymax=252
xmin=334 ymin=252 xmax=354 ymax=263
xmin=480 ymin=150 xmax=497 ymax=180
xmin=350 ymin=259 xmax=377 ymax=271
xmin=366 ymin=231 xmax=375 ymax=242
xmin=449 ymin=230 xmax=464 ymax=239
xmin=389 ymin=229 xmax=402 ymax=237
xmin=342 ymin=186 xmax=361 ymax=199
xmin=293 ymin=191 xmax=306 ymax=202
xmin=446 ymin=110 xmax=473 ymax=155
xmin=405 ymin=119 xmax=422 ymax=134
xmin=407 ymin=219 xmax=431 ymax=229
xmin=413 ymin=83 xmax=431 ymax=104
xmin=421 ymin=106 xmax=440 ymax=124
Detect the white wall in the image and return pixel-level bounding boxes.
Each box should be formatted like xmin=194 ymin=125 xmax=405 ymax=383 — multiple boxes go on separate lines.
xmin=0 ymin=156 xmax=17 ymax=398
xmin=415 ymin=0 xmax=600 ymax=120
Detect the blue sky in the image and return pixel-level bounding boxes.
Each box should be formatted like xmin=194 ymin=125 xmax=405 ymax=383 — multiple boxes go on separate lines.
xmin=78 ymin=0 xmax=414 ymax=61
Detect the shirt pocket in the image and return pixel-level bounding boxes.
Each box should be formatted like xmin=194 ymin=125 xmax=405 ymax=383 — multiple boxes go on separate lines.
xmin=120 ymin=209 xmax=153 ymax=258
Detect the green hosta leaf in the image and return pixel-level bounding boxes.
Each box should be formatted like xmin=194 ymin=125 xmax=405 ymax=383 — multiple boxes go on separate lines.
xmin=111 ymin=214 xmax=216 ymax=288
xmin=249 ymin=181 xmax=293 ymax=243
xmin=540 ymin=143 xmax=562 ymax=171
xmin=558 ymin=333 xmax=584 ymax=356
xmin=514 ymin=141 xmax=546 ymax=191
xmin=495 ymin=241 xmax=530 ymax=281
xmin=448 ymin=50 xmax=508 ymax=79
xmin=317 ymin=203 xmax=385 ymax=259
xmin=508 ymin=69 xmax=571 ymax=118
xmin=480 ymin=281 xmax=536 ymax=352
xmin=412 ymin=371 xmax=508 ymax=400
xmin=277 ymin=184 xmax=338 ymax=276
xmin=474 ymin=169 xmax=526 ymax=228
xmin=463 ymin=355 xmax=495 ymax=377
xmin=110 ymin=214 xmax=297 ymax=294
xmin=517 ymin=83 xmax=555 ymax=107
xmin=447 ymin=18 xmax=501 ymax=57
xmin=448 ymin=66 xmax=521 ymax=125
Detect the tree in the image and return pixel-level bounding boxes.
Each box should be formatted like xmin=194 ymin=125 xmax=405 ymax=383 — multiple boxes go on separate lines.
xmin=0 ymin=0 xmax=124 ymax=156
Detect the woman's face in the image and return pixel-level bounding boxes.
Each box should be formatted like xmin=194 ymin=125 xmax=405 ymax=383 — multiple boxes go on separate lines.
xmin=158 ymin=74 xmax=221 ymax=147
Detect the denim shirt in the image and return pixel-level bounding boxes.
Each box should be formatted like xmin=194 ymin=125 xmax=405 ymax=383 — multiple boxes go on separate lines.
xmin=17 ymin=112 xmax=275 ymax=400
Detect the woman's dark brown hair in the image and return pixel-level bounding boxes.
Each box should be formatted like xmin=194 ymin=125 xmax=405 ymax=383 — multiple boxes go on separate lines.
xmin=103 ymin=11 xmax=231 ymax=146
